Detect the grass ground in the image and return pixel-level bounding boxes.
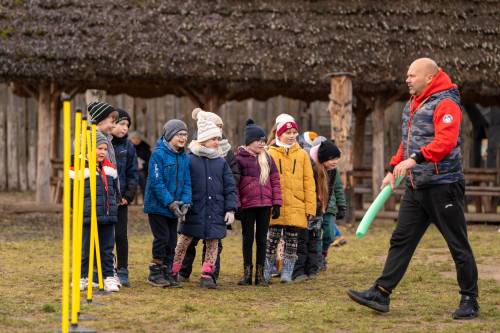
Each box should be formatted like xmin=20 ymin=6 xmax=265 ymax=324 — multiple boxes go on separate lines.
xmin=0 ymin=198 xmax=499 ymax=332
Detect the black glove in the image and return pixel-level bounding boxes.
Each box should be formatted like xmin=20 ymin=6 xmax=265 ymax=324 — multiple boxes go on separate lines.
xmin=234 ymin=208 xmax=242 ymax=221
xmin=271 ymin=205 xmax=280 ymax=219
xmin=336 ymin=207 xmax=346 ymax=220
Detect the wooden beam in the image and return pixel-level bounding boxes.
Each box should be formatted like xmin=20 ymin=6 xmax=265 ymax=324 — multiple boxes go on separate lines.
xmin=372 ymin=96 xmax=385 ymax=201
xmin=0 ymin=84 xmax=7 ymax=190
xmin=328 ymin=72 xmax=355 ymax=223
xmin=36 ymin=83 xmax=52 ymax=203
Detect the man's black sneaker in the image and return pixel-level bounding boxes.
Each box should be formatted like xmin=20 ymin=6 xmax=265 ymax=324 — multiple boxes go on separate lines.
xmin=347 ymin=286 xmax=390 ymax=313
xmin=452 ymin=295 xmax=479 ymax=320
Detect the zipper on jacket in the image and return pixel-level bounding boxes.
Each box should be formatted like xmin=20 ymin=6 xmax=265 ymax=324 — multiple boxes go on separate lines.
xmin=175 ymin=154 xmax=179 ymax=199
xmin=292 ymin=160 xmax=296 ymax=174
xmin=406 ymin=96 xmax=430 ymax=189
xmin=279 ymin=159 xmax=283 ymax=174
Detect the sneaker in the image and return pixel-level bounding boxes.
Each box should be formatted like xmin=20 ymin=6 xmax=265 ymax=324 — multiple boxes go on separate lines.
xmin=147 ymin=264 xmax=170 ymax=287
xmin=178 ymin=275 xmax=189 ymax=283
xmin=79 ymin=278 xmax=88 ymax=291
xmin=332 ymin=236 xmax=347 ymax=247
xmin=452 ymin=295 xmax=479 ymax=320
xmin=113 ymin=271 xmax=122 ymax=288
xmin=347 ymin=286 xmax=390 ymax=313
xmin=117 ymin=268 xmax=131 ymax=287
xmin=293 ymin=274 xmax=308 ymax=283
xmin=104 ymin=276 xmax=120 ymax=292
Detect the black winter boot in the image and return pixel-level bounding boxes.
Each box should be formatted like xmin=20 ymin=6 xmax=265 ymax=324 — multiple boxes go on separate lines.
xmin=254 ymin=265 xmax=268 ymax=286
xmin=452 ymin=295 xmax=479 ymax=320
xmin=347 ymin=285 xmax=390 ymax=313
xmin=147 ymin=264 xmax=170 ymax=287
xmin=162 ymin=265 xmax=181 ymax=288
xmin=238 ymin=265 xmax=253 ymax=286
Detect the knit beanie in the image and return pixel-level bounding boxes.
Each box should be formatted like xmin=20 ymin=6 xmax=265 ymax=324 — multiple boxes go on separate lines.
xmin=88 ymin=101 xmax=117 ymax=124
xmin=317 ymin=140 xmax=341 ymax=163
xmin=244 ymin=119 xmax=267 ymax=145
xmin=312 ymin=136 xmax=327 ymax=147
xmin=276 ymin=119 xmax=299 ymax=138
xmin=163 ymin=119 xmax=188 ymax=142
xmin=301 ymin=131 xmax=318 ymax=146
xmin=95 ymin=130 xmax=109 ymax=147
xmin=275 ymin=113 xmax=295 ymax=125
xmin=197 ymin=118 xmax=222 ymax=143
xmin=115 ymin=108 xmax=131 ymax=127
xmin=192 ymin=108 xmax=223 ymax=126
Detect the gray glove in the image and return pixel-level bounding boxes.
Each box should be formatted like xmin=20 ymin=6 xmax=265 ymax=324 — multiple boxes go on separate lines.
xmin=168 ymin=201 xmax=183 ymax=218
xmin=179 ymin=204 xmax=191 ymax=222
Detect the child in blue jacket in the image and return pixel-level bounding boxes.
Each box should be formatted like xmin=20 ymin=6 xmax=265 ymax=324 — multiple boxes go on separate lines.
xmin=144 ymin=119 xmax=192 ymax=287
xmin=111 ymin=109 xmax=138 ymax=287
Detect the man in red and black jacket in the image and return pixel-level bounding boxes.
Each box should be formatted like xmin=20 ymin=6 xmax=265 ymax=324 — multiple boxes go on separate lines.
xmin=347 ymin=58 xmax=479 ymax=320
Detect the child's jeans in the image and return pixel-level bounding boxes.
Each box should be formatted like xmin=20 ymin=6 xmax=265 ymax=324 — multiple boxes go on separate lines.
xmin=81 ymin=223 xmax=115 ymax=279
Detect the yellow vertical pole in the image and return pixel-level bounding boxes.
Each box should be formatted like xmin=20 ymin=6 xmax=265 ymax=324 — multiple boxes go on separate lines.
xmin=70 ymin=110 xmax=82 ymax=327
xmin=75 ymin=117 xmax=88 ymax=316
xmin=86 ymin=126 xmax=96 ymax=302
xmin=92 ymin=123 xmax=105 ymax=291
xmin=61 ymin=97 xmax=71 ymax=333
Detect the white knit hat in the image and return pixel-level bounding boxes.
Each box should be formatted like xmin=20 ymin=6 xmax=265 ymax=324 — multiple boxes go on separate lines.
xmin=197 ymin=118 xmax=222 ymax=143
xmin=275 ymin=113 xmax=295 ymax=125
xmin=192 ymin=108 xmax=223 ymax=126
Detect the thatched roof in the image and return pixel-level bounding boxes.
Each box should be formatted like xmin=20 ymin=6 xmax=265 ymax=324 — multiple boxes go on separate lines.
xmin=1 ymin=0 xmax=500 ymax=102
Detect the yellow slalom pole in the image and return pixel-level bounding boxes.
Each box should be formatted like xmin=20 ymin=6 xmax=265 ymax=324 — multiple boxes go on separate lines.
xmin=61 ymin=97 xmax=71 ymax=333
xmin=70 ymin=110 xmax=82 ymax=327
xmin=75 ymin=117 xmax=88 ymax=316
xmin=86 ymin=126 xmax=96 ymax=303
xmin=91 ymin=123 xmax=105 ymax=291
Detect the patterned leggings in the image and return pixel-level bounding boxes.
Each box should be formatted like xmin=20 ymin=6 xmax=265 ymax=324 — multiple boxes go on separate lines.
xmin=174 ymin=234 xmax=219 ymax=267
xmin=266 ymin=226 xmax=299 ymax=260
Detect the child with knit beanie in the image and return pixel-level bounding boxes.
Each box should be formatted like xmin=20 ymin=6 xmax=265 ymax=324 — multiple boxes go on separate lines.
xmin=236 ymin=119 xmax=282 ymax=286
xmin=88 ymin=101 xmax=118 ymax=164
xmin=178 ymin=108 xmax=240 ymax=282
xmin=172 ymin=118 xmax=237 ymax=289
xmin=310 ymin=139 xmax=347 ymax=271
xmin=75 ymin=131 xmax=120 ymax=292
xmin=265 ymin=114 xmax=316 ymax=283
xmin=144 ymin=119 xmax=192 ymax=287
xmin=111 ymin=109 xmax=138 ymax=287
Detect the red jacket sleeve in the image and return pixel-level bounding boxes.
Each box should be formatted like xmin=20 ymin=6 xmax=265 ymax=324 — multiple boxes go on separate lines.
xmin=420 ymin=99 xmax=462 ymax=162
xmin=389 ymin=143 xmax=404 ymax=168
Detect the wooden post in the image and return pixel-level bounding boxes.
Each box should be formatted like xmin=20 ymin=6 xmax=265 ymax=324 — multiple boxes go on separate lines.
xmin=27 ymin=98 xmax=37 ymax=191
xmin=372 ymin=97 xmax=385 ymax=202
xmin=7 ymin=85 xmax=20 ymax=190
xmin=0 ymin=84 xmax=7 ymax=190
xmin=49 ymin=84 xmax=61 ymax=172
xmin=353 ymin=102 xmax=368 ymax=210
xmin=328 ymin=72 xmax=355 ymax=224
xmin=36 ymin=83 xmax=52 ymax=203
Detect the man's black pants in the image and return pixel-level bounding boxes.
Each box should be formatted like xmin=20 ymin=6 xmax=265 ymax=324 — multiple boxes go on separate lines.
xmin=375 ymin=181 xmax=478 ymax=297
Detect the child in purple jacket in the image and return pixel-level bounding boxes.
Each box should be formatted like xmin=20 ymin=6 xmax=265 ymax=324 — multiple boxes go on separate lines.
xmin=236 ymin=119 xmax=282 ymax=286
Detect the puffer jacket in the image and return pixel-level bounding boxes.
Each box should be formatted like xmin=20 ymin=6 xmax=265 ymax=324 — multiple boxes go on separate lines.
xmin=236 ymin=147 xmax=282 ymax=209
xmin=70 ymin=159 xmax=119 ymax=225
xmin=143 ymin=138 xmax=192 ymax=218
xmin=325 ymin=168 xmax=346 ymax=215
xmin=268 ymin=143 xmax=316 ymax=229
xmin=180 ymin=152 xmax=237 ymax=240
xmin=112 ymin=135 xmax=138 ymax=203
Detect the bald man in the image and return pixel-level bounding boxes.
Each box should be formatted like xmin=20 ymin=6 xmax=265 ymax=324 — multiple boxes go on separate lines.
xmin=347 ymin=58 xmax=479 ymax=319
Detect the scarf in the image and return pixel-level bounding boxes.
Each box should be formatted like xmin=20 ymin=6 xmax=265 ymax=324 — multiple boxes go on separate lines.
xmin=275 ymin=137 xmax=293 ymax=149
xmin=189 ymin=141 xmax=220 ymax=159
xmin=219 ymin=138 xmax=232 ymax=158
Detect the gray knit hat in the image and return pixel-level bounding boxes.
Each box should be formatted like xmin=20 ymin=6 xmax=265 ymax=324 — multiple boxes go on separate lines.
xmin=163 ymin=119 xmax=188 ymax=142
xmin=95 ymin=130 xmax=109 ymax=147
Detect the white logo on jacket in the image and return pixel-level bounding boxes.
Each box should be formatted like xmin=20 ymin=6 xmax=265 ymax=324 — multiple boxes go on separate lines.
xmin=442 ymin=114 xmax=453 ymax=124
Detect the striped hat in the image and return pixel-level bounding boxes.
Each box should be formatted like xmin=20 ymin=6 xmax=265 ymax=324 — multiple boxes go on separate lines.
xmin=88 ymin=101 xmax=117 ymax=124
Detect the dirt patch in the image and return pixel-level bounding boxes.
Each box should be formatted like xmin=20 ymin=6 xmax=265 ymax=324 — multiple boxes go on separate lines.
xmin=440 ymin=259 xmax=500 ymax=283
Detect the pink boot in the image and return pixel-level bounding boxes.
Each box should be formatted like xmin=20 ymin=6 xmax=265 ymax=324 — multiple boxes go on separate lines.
xmin=200 ymin=263 xmax=216 ymax=289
